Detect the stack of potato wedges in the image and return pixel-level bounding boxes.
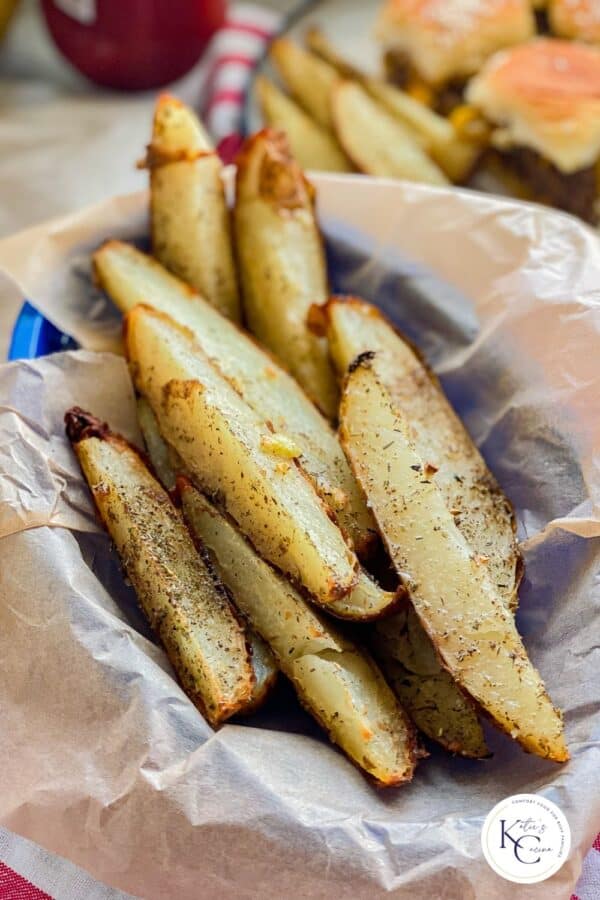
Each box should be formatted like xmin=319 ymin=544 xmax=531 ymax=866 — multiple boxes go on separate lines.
xmin=256 ymin=29 xmax=486 ymax=184
xmin=66 ymin=94 xmax=567 ymax=789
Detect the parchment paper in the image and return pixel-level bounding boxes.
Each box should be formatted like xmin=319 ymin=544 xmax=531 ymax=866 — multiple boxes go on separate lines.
xmin=0 ymin=176 xmax=599 ymax=899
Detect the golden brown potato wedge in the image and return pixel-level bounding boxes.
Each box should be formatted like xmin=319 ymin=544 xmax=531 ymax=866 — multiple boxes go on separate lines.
xmin=269 ymin=37 xmax=338 ymax=130
xmin=64 ymin=407 xmax=254 ymax=727
xmin=371 ymin=605 xmax=489 ymax=758
xmin=321 ymin=296 xmax=521 ymax=612
xmin=137 ymin=396 xmax=278 ymax=707
xmin=145 ymin=94 xmax=240 ymax=320
xmin=134 ymin=335 xmax=395 ymax=622
xmin=256 ymin=76 xmax=352 ymax=173
xmin=331 ymin=82 xmax=449 ymax=185
xmin=126 ymin=305 xmax=359 ymax=606
xmin=179 ymin=479 xmax=417 ymax=786
xmin=340 ymin=356 xmax=568 ymax=763
xmin=94 ymin=241 xmax=376 ymax=555
xmin=233 ymin=130 xmax=340 ymax=420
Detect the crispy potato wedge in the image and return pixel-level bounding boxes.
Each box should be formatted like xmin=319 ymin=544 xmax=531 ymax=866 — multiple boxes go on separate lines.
xmin=139 ymin=396 xmax=397 ymax=621
xmin=331 ymin=82 xmax=449 ymax=185
xmin=137 ymin=396 xmax=278 ymax=707
xmin=269 ymin=38 xmax=338 ymax=131
xmin=322 ymin=297 xmax=521 ymax=612
xmin=233 ymin=130 xmax=340 ymax=420
xmin=340 ymin=356 xmax=568 ymax=762
xmin=93 ymin=241 xmax=376 ymax=555
xmin=126 ymin=305 xmax=359 ymax=605
xmin=179 ymin=480 xmax=417 ymax=785
xmin=371 ymin=606 xmax=489 ymax=757
xmin=256 ymin=76 xmax=352 ymax=173
xmin=145 ymin=94 xmax=240 ymax=320
xmin=64 ymin=407 xmax=254 ymax=727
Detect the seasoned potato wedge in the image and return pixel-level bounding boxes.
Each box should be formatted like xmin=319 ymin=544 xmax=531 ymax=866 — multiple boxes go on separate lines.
xmin=331 ymin=82 xmax=449 ymax=185
xmin=64 ymin=407 xmax=254 ymax=727
xmin=94 ymin=242 xmax=376 ymax=555
xmin=138 ymin=397 xmax=396 ymax=621
xmin=371 ymin=606 xmax=489 ymax=758
xmin=269 ymin=38 xmax=338 ymax=130
xmin=126 ymin=305 xmax=359 ymax=605
xmin=322 ymin=297 xmax=521 ymax=612
xmin=340 ymin=356 xmax=568 ymax=762
xmin=180 ymin=480 xmax=417 ymax=785
xmin=234 ymin=130 xmax=339 ymax=419
xmin=257 ymin=76 xmax=352 ymax=173
xmin=137 ymin=396 xmax=278 ymax=707
xmin=144 ymin=94 xmax=240 ymax=320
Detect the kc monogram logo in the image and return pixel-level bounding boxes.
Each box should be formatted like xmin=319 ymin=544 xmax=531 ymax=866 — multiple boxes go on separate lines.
xmin=481 ymin=794 xmax=571 ymax=884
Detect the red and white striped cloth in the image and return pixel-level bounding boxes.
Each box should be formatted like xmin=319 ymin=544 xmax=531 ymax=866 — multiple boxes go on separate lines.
xmin=0 ymin=4 xmax=598 ymax=897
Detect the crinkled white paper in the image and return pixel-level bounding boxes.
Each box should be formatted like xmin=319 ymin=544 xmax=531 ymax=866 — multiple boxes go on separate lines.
xmin=0 ymin=176 xmax=599 ymax=899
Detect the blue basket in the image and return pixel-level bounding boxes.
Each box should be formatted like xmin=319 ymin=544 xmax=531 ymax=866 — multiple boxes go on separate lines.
xmin=8 ymin=302 xmax=76 ymax=361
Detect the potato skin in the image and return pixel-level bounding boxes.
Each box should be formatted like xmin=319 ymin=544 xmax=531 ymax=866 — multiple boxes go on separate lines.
xmin=65 ymin=407 xmax=254 ymax=727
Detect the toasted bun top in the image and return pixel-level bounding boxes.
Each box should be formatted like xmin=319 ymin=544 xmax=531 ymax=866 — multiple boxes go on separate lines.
xmin=375 ymin=0 xmax=534 ymax=85
xmin=467 ymin=38 xmax=600 ymax=172
xmin=549 ymin=0 xmax=600 ymax=43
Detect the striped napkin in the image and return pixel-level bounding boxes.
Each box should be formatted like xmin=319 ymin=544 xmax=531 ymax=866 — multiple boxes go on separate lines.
xmin=0 ymin=4 xmax=597 ymax=897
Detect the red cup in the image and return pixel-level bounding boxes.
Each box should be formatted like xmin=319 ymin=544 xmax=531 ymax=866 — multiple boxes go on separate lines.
xmin=41 ymin=0 xmax=226 ymax=91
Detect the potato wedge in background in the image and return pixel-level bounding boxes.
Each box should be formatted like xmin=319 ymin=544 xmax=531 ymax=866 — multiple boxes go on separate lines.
xmin=256 ymin=76 xmax=352 ymax=173
xmin=269 ymin=37 xmax=338 ymax=131
xmin=93 ymin=241 xmax=377 ymax=556
xmin=371 ymin=606 xmax=489 ymax=758
xmin=145 ymin=94 xmax=241 ymax=320
xmin=234 ymin=130 xmax=339 ymax=419
xmin=179 ymin=480 xmax=417 ymax=786
xmin=331 ymin=82 xmax=449 ymax=185
xmin=340 ymin=356 xmax=568 ymax=762
xmin=305 ymin=26 xmax=366 ymax=81
xmin=363 ymin=81 xmax=482 ymax=182
xmin=64 ymin=407 xmax=254 ymax=727
xmin=321 ymin=296 xmax=521 ymax=612
xmin=126 ymin=305 xmax=359 ymax=606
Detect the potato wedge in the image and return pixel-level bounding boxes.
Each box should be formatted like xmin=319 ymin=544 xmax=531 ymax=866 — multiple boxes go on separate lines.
xmin=256 ymin=76 xmax=352 ymax=173
xmin=64 ymin=407 xmax=254 ymax=727
xmin=126 ymin=305 xmax=359 ymax=605
xmin=233 ymin=130 xmax=340 ymax=420
xmin=322 ymin=297 xmax=521 ymax=612
xmin=305 ymin=26 xmax=366 ymax=81
xmin=179 ymin=479 xmax=417 ymax=786
xmin=371 ymin=606 xmax=489 ymax=758
xmin=137 ymin=396 xmax=278 ymax=707
xmin=363 ymin=81 xmax=481 ymax=183
xmin=340 ymin=356 xmax=568 ymax=762
xmin=269 ymin=38 xmax=338 ymax=131
xmin=94 ymin=241 xmax=376 ymax=555
xmin=331 ymin=82 xmax=449 ymax=185
xmin=139 ymin=396 xmax=397 ymax=621
xmin=145 ymin=94 xmax=240 ymax=320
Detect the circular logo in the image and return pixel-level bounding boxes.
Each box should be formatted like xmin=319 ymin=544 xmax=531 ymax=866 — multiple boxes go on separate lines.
xmin=481 ymin=793 xmax=571 ymax=884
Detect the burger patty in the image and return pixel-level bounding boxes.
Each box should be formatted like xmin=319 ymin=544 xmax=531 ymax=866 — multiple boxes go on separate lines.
xmin=504 ymin=148 xmax=598 ymax=223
